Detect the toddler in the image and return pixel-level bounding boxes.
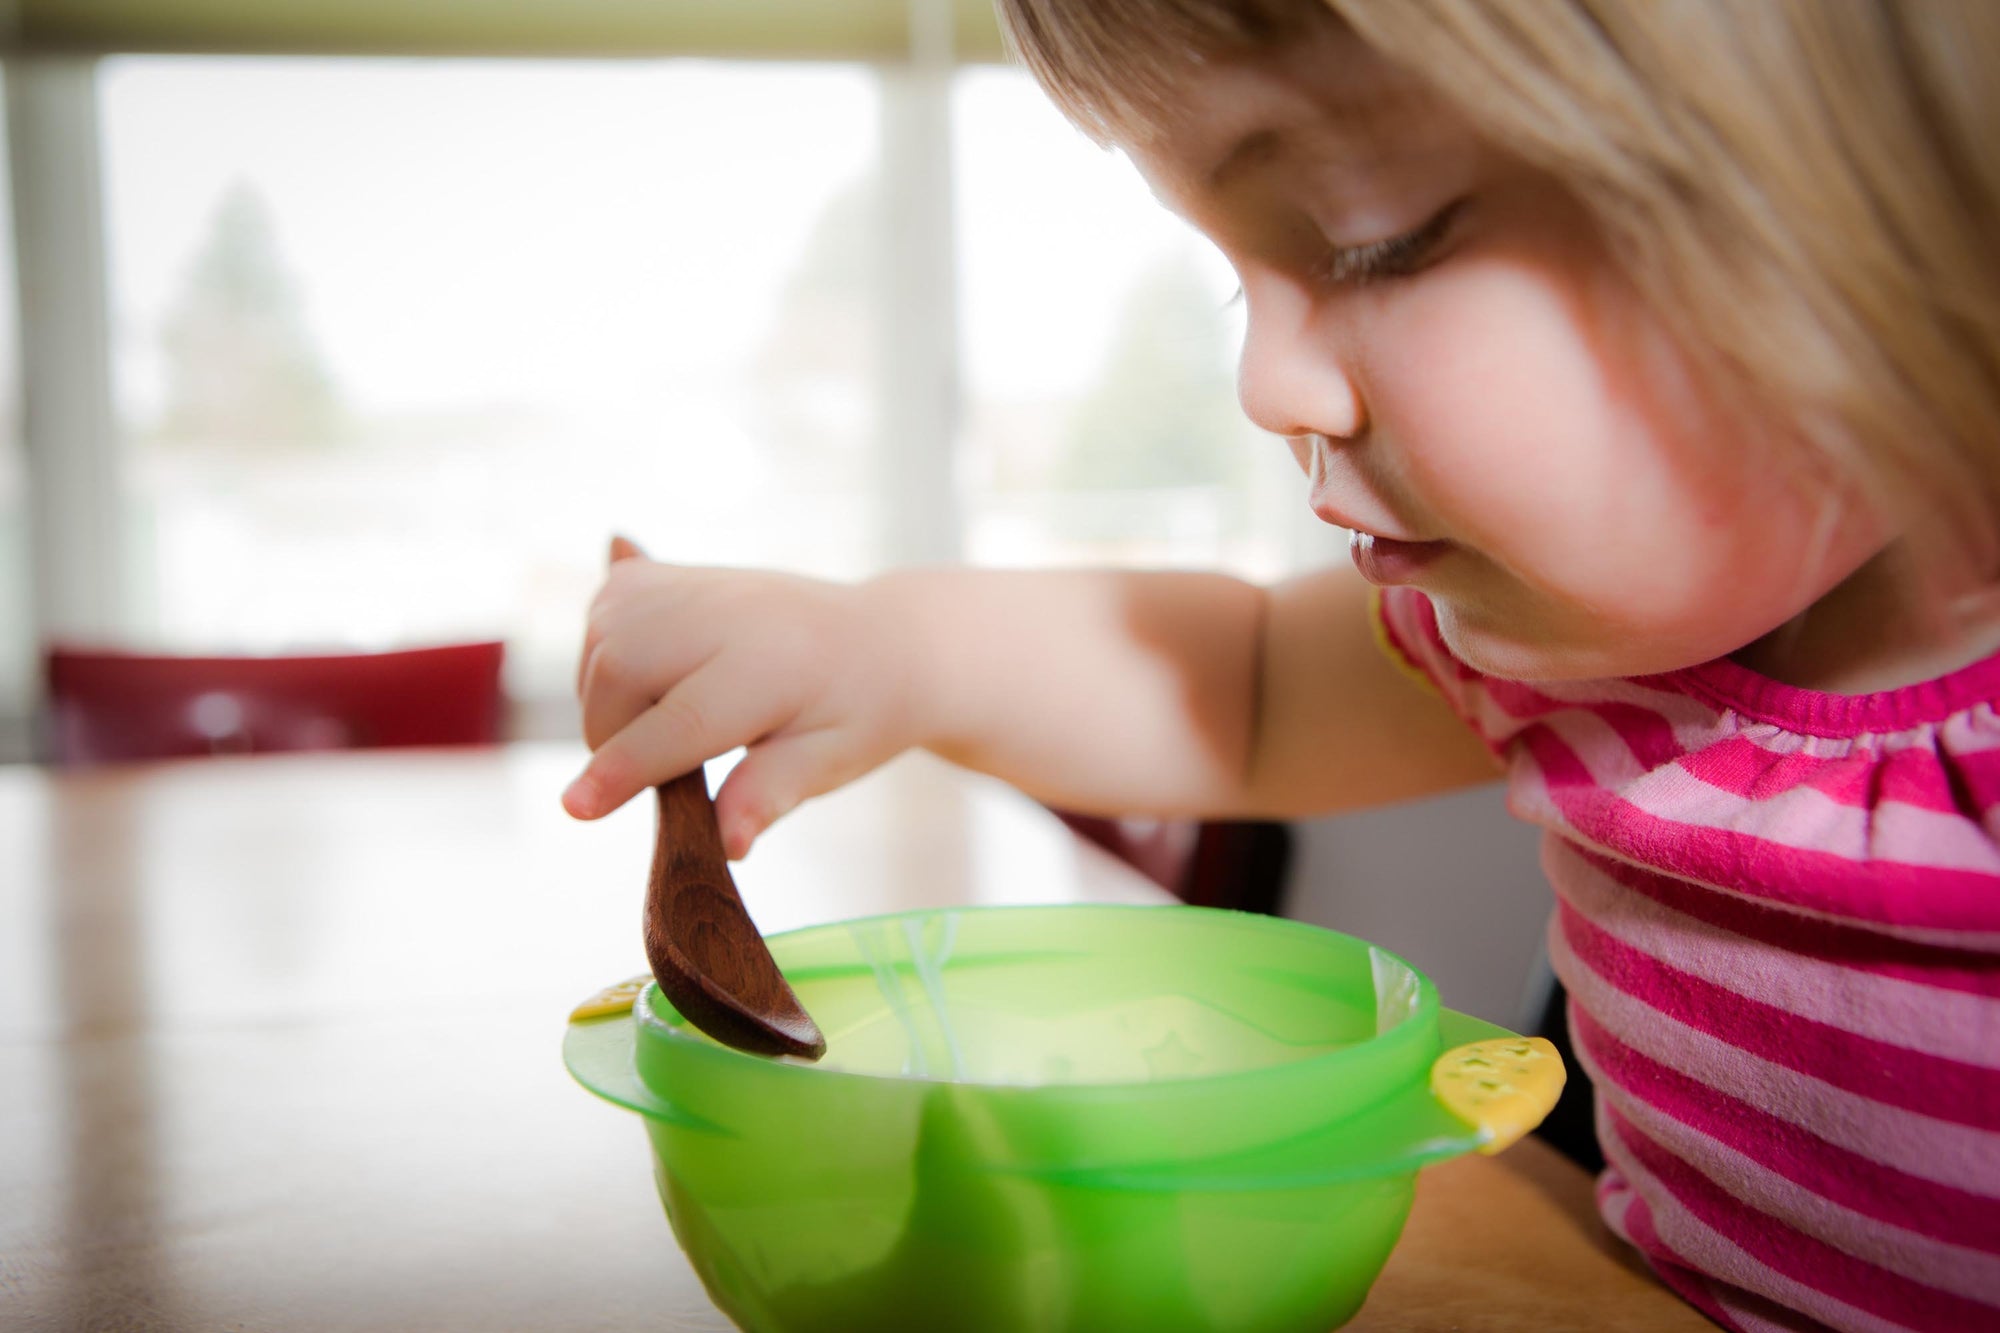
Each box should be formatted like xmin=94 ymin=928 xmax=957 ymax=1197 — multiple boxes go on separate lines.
xmin=566 ymin=3 xmax=2000 ymax=1329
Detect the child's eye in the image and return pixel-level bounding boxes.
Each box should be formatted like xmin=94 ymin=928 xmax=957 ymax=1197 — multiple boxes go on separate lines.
xmin=1316 ymin=199 xmax=1467 ymax=285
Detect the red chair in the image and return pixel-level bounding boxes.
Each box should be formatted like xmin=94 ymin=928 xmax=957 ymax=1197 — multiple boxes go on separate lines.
xmin=1053 ymin=811 xmax=1292 ymax=915
xmin=43 ymin=641 xmax=507 ymax=765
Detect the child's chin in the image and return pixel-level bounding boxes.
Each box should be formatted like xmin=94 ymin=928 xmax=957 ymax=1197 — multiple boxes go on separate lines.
xmin=1432 ymin=603 xmax=1673 ymax=683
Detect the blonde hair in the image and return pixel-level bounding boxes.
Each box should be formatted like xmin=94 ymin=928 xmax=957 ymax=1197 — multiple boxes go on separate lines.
xmin=999 ymin=0 xmax=2000 ymax=591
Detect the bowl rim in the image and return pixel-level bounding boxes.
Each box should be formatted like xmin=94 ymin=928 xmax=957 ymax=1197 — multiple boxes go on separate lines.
xmin=630 ymin=901 xmax=1444 ymax=1096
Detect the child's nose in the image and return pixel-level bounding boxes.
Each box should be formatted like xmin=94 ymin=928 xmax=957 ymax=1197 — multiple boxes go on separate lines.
xmin=1235 ymin=285 xmax=1366 ymax=442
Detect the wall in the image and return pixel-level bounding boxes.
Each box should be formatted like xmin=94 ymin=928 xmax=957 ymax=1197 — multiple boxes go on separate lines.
xmin=1283 ymin=780 xmax=1553 ymax=1027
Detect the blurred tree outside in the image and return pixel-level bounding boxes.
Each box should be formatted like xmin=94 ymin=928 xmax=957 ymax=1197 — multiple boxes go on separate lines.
xmin=154 ymin=180 xmax=344 ymax=449
xmin=1055 ymin=253 xmax=1244 ymax=496
xmin=746 ymin=173 xmax=878 ymax=484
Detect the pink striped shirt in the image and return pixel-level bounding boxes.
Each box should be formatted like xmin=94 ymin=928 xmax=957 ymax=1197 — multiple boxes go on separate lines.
xmin=1375 ymin=586 xmax=2000 ymax=1333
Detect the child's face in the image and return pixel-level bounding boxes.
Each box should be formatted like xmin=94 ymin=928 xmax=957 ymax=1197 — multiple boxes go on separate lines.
xmin=1115 ymin=21 xmax=1885 ymax=680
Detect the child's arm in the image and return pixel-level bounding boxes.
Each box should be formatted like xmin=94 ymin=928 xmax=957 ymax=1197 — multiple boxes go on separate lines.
xmin=889 ymin=564 xmax=1498 ymax=819
xmin=1246 ymin=566 xmax=1503 ymax=814
xmin=566 ymin=560 xmax=1496 ymax=856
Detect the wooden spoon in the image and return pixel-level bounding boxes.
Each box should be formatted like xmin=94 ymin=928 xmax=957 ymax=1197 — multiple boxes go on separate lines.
xmin=644 ymin=767 xmax=827 ymax=1060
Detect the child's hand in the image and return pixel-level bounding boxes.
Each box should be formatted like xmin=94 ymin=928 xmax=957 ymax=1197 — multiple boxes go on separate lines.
xmin=563 ymin=537 xmax=916 ymax=859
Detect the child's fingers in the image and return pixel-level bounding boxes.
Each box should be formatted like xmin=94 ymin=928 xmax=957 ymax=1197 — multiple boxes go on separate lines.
xmin=574 ymin=632 xmax=602 ymax=701
xmin=564 ymin=665 xmax=787 ymax=820
xmin=576 ymin=635 xmax=670 ymax=752
xmin=576 ymin=591 xmax=726 ymax=750
xmin=711 ymin=727 xmax=872 ymax=859
xmin=575 ymin=537 xmax=652 ymax=695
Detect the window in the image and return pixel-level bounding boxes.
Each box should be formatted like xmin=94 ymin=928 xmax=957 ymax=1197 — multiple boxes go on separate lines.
xmin=45 ymin=52 xmax=1335 ymax=750
xmin=100 ymin=57 xmax=881 ymax=705
xmin=956 ymin=68 xmax=1321 ymax=580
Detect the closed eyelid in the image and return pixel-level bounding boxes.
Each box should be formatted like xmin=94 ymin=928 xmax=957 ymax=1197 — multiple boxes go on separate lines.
xmin=1181 ymin=191 xmax=1466 ymax=303
xmin=1316 ymin=198 xmax=1467 ymax=284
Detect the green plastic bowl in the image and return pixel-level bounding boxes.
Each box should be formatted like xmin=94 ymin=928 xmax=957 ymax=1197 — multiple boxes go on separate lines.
xmin=565 ymin=904 xmax=1554 ymax=1333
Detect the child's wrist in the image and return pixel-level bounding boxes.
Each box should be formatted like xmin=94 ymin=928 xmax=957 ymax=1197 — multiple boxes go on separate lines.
xmin=854 ymin=567 xmax=958 ymax=757
xmin=860 ymin=564 xmax=984 ymax=764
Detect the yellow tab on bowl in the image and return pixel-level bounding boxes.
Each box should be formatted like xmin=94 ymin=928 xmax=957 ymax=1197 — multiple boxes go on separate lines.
xmin=569 ymin=975 xmax=650 ymax=1023
xmin=1430 ymin=1037 xmax=1565 ymax=1154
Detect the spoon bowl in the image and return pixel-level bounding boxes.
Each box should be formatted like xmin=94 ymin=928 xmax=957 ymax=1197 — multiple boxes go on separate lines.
xmin=643 ymin=769 xmax=826 ymax=1060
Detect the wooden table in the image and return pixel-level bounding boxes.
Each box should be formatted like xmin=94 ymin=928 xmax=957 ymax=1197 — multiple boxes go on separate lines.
xmin=0 ymin=743 xmax=1707 ymax=1332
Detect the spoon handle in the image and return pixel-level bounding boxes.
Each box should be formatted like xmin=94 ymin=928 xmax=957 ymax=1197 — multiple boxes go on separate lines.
xmin=655 ymin=767 xmax=731 ymax=875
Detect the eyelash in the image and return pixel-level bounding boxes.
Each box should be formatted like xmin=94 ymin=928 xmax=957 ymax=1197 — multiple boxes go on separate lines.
xmin=1313 ymin=199 xmax=1466 ymax=286
xmin=1218 ymin=198 xmax=1467 ymax=308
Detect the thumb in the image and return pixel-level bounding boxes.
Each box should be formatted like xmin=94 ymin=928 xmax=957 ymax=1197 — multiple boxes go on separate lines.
xmin=609 ymin=534 xmax=646 ymax=565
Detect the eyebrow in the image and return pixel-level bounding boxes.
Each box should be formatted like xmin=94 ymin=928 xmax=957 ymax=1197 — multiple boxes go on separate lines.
xmin=1202 ymin=119 xmax=1403 ymax=198
xmin=1205 ymin=127 xmax=1287 ymax=191
xmin=1199 ymin=89 xmax=1415 ymax=196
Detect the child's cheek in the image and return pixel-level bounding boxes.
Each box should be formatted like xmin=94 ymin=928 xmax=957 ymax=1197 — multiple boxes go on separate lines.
xmin=1375 ymin=257 xmax=1636 ymax=558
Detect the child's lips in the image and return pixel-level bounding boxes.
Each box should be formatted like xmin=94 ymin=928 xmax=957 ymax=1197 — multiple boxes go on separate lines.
xmin=1307 ymin=484 xmax=1448 ymax=582
xmin=1349 ymin=530 xmax=1449 ymax=586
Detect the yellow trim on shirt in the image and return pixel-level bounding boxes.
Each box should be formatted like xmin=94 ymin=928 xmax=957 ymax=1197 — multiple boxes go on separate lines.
xmin=1368 ymin=585 xmax=1443 ymax=700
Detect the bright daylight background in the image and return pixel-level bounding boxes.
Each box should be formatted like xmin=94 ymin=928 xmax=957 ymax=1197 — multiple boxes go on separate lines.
xmin=0 ymin=24 xmax=1553 ymax=1042
xmin=3 ymin=52 xmax=1338 ymax=743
